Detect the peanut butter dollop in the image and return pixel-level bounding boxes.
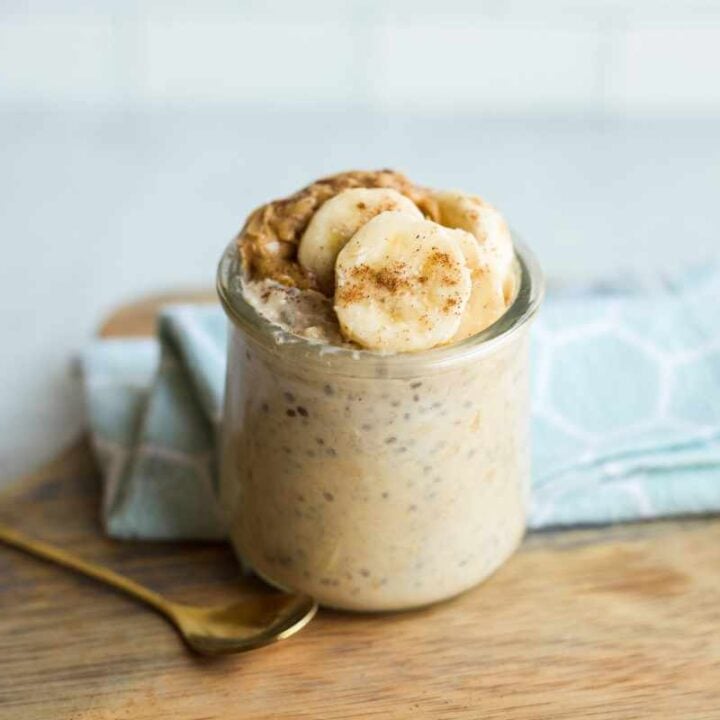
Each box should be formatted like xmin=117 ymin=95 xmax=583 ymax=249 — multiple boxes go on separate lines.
xmin=236 ymin=169 xmax=439 ymax=293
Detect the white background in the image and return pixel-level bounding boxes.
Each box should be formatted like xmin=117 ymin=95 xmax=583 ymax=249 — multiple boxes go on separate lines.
xmin=1 ymin=0 xmax=719 ymax=484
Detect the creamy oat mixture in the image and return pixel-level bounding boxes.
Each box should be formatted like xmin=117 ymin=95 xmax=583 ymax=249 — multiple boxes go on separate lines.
xmin=242 ymin=278 xmax=345 ymax=346
xmin=219 ymin=169 xmax=535 ymax=610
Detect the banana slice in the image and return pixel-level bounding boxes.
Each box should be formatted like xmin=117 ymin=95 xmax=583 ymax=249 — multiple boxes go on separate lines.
xmin=334 ymin=212 xmax=471 ymax=352
xmin=433 ymin=191 xmax=515 ymax=302
xmin=298 ymin=188 xmax=423 ymax=293
xmin=451 ymin=230 xmax=508 ymax=343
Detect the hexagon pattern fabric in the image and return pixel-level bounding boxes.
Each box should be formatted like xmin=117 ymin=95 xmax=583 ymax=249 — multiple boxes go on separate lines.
xmin=82 ymin=271 xmax=720 ymax=539
xmin=530 ymin=269 xmax=720 ymax=528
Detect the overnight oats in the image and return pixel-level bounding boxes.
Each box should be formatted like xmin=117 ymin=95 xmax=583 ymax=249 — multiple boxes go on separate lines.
xmin=217 ymin=170 xmax=543 ymax=611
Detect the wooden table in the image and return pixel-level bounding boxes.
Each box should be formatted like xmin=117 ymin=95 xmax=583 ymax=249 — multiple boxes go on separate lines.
xmin=1 ymin=293 xmax=718 ymax=719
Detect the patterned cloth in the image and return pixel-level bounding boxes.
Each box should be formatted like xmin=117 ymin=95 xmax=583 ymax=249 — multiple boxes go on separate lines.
xmin=82 ymin=272 xmax=720 ymax=539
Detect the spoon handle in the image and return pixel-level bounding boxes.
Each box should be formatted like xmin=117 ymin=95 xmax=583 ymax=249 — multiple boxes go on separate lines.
xmin=0 ymin=521 xmax=170 ymax=615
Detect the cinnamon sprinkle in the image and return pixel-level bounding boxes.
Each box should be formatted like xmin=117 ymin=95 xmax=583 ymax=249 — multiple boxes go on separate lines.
xmin=336 ymin=261 xmax=414 ymax=304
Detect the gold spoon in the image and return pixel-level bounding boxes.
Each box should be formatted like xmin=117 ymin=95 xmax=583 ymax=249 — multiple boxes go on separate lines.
xmin=0 ymin=522 xmax=317 ymax=655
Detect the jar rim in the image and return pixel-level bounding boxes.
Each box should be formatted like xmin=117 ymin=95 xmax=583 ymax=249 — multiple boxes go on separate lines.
xmin=217 ymin=233 xmax=544 ymax=376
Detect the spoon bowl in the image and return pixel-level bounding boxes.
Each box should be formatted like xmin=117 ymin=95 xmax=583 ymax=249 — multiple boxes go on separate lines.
xmin=169 ymin=594 xmax=317 ymax=654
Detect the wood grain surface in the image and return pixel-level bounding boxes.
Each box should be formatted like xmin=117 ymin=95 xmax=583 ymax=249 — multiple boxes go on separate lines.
xmin=0 ymin=292 xmax=718 ymax=719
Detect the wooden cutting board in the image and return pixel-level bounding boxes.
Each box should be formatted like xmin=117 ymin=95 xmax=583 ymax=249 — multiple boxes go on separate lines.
xmin=0 ymin=292 xmax=718 ymax=720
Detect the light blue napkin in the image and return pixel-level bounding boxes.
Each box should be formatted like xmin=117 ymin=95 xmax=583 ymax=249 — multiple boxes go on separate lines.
xmin=82 ymin=271 xmax=720 ymax=539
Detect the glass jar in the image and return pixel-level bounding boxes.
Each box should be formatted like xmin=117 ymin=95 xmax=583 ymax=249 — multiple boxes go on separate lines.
xmin=217 ymin=239 xmax=543 ymax=611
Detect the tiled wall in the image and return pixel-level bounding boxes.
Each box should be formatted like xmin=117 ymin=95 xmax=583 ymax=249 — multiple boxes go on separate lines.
xmin=2 ymin=0 xmax=720 ymax=113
